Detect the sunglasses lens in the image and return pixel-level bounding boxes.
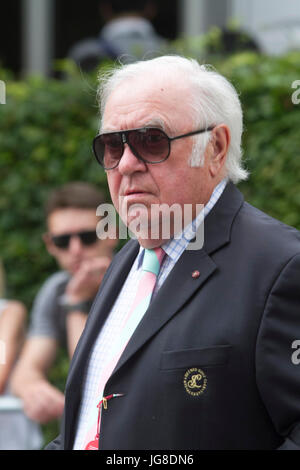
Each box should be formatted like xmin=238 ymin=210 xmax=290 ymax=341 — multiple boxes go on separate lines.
xmin=51 ymin=231 xmax=98 ymax=249
xmin=51 ymin=234 xmax=70 ymax=249
xmin=79 ymin=231 xmax=98 ymax=245
xmin=94 ymin=128 xmax=170 ymax=169
xmin=129 ymin=128 xmax=169 ymax=162
xmin=94 ymin=133 xmax=123 ymax=169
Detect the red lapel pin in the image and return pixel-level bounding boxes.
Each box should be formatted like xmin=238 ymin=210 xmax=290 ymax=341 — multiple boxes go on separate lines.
xmin=192 ymin=270 xmax=200 ymax=279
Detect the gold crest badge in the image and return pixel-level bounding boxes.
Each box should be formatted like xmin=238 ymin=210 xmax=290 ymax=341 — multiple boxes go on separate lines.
xmin=183 ymin=368 xmax=207 ymax=396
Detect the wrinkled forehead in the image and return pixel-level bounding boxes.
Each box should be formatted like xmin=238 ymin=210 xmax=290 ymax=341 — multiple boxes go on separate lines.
xmin=102 ymin=73 xmax=193 ymax=133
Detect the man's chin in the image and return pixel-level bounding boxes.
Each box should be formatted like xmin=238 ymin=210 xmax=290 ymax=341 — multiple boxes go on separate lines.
xmin=122 ymin=211 xmax=174 ymax=248
xmin=67 ymin=262 xmax=82 ymax=274
xmin=136 ymin=237 xmax=166 ymax=249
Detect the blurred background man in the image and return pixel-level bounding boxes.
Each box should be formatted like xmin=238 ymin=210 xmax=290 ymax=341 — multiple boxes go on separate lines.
xmin=68 ymin=0 xmax=166 ymax=71
xmin=11 ymin=182 xmax=117 ymax=424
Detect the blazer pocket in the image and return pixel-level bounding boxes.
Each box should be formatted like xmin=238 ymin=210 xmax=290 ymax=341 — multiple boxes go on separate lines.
xmin=160 ymin=345 xmax=232 ymax=370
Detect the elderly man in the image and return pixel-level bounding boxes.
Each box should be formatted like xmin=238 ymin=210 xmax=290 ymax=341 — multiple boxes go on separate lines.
xmin=48 ymin=56 xmax=300 ymax=450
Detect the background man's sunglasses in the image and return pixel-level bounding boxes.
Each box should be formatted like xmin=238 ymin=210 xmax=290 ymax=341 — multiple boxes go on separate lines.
xmin=50 ymin=230 xmax=98 ymax=249
xmin=93 ymin=126 xmax=214 ymax=170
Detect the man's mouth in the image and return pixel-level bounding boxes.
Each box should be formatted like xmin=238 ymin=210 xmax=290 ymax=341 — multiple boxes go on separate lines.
xmin=121 ymin=189 xmax=153 ymax=202
xmin=123 ymin=189 xmax=148 ymax=196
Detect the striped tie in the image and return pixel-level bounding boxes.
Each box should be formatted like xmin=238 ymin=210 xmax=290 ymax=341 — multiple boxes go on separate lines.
xmin=84 ymin=247 xmax=165 ymax=450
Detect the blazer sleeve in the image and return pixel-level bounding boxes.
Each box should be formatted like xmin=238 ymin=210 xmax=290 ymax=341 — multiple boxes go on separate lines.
xmin=256 ymin=253 xmax=300 ymax=450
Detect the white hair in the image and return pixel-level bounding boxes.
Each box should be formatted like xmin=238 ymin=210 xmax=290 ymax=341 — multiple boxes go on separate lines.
xmin=97 ymin=55 xmax=248 ymax=184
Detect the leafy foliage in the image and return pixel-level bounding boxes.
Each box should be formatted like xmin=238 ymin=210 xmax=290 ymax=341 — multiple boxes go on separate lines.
xmin=219 ymin=51 xmax=300 ymax=227
xmin=0 ymin=72 xmax=110 ymax=304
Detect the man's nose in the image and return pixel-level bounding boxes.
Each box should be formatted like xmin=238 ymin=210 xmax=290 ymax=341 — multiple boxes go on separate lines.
xmin=68 ymin=235 xmax=84 ymax=254
xmin=117 ymin=144 xmax=147 ymax=175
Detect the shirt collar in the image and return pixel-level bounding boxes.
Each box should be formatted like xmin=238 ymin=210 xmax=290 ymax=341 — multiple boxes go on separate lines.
xmin=136 ymin=178 xmax=228 ymax=266
xmin=162 ymin=178 xmax=228 ymax=262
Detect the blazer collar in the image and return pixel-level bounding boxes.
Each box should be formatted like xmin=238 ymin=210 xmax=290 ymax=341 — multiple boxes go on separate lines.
xmin=66 ymin=239 xmax=139 ymax=388
xmin=203 ymin=181 xmax=244 ymax=254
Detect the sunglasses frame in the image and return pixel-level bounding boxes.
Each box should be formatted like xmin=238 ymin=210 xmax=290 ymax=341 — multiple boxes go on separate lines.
xmin=50 ymin=230 xmax=98 ymax=249
xmin=93 ymin=126 xmax=215 ymax=170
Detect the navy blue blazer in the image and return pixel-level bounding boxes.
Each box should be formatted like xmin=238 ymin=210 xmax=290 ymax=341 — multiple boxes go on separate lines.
xmin=47 ymin=182 xmax=300 ymax=450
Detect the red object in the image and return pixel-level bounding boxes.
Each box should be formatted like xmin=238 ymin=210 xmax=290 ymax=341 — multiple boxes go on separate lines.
xmin=192 ymin=270 xmax=200 ymax=279
xmin=85 ymin=438 xmax=99 ymax=450
xmin=85 ymin=394 xmax=123 ymax=450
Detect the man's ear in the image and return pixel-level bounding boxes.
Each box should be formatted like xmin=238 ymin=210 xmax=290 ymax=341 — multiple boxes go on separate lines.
xmin=208 ymin=124 xmax=230 ymax=178
xmin=43 ymin=232 xmax=56 ymax=257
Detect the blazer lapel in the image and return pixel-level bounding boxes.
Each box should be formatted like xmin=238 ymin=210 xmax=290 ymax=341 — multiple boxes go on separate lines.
xmin=64 ymin=239 xmax=139 ymax=447
xmin=66 ymin=239 xmax=139 ymax=387
xmin=111 ymin=249 xmax=217 ymax=377
xmin=109 ymin=182 xmax=244 ymax=379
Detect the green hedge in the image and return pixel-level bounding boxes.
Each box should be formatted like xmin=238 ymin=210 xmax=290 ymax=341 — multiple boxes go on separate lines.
xmin=0 ymin=70 xmax=110 ymax=304
xmin=1 ymin=48 xmax=300 ymax=446
xmin=218 ymin=51 xmax=300 ymax=228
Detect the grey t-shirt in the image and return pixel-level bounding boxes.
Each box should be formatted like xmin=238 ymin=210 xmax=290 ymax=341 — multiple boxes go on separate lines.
xmin=28 ymin=271 xmax=70 ymax=348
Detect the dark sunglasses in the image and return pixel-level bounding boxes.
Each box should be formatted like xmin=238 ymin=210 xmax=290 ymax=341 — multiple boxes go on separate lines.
xmin=50 ymin=230 xmax=98 ymax=249
xmin=93 ymin=126 xmax=214 ymax=170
